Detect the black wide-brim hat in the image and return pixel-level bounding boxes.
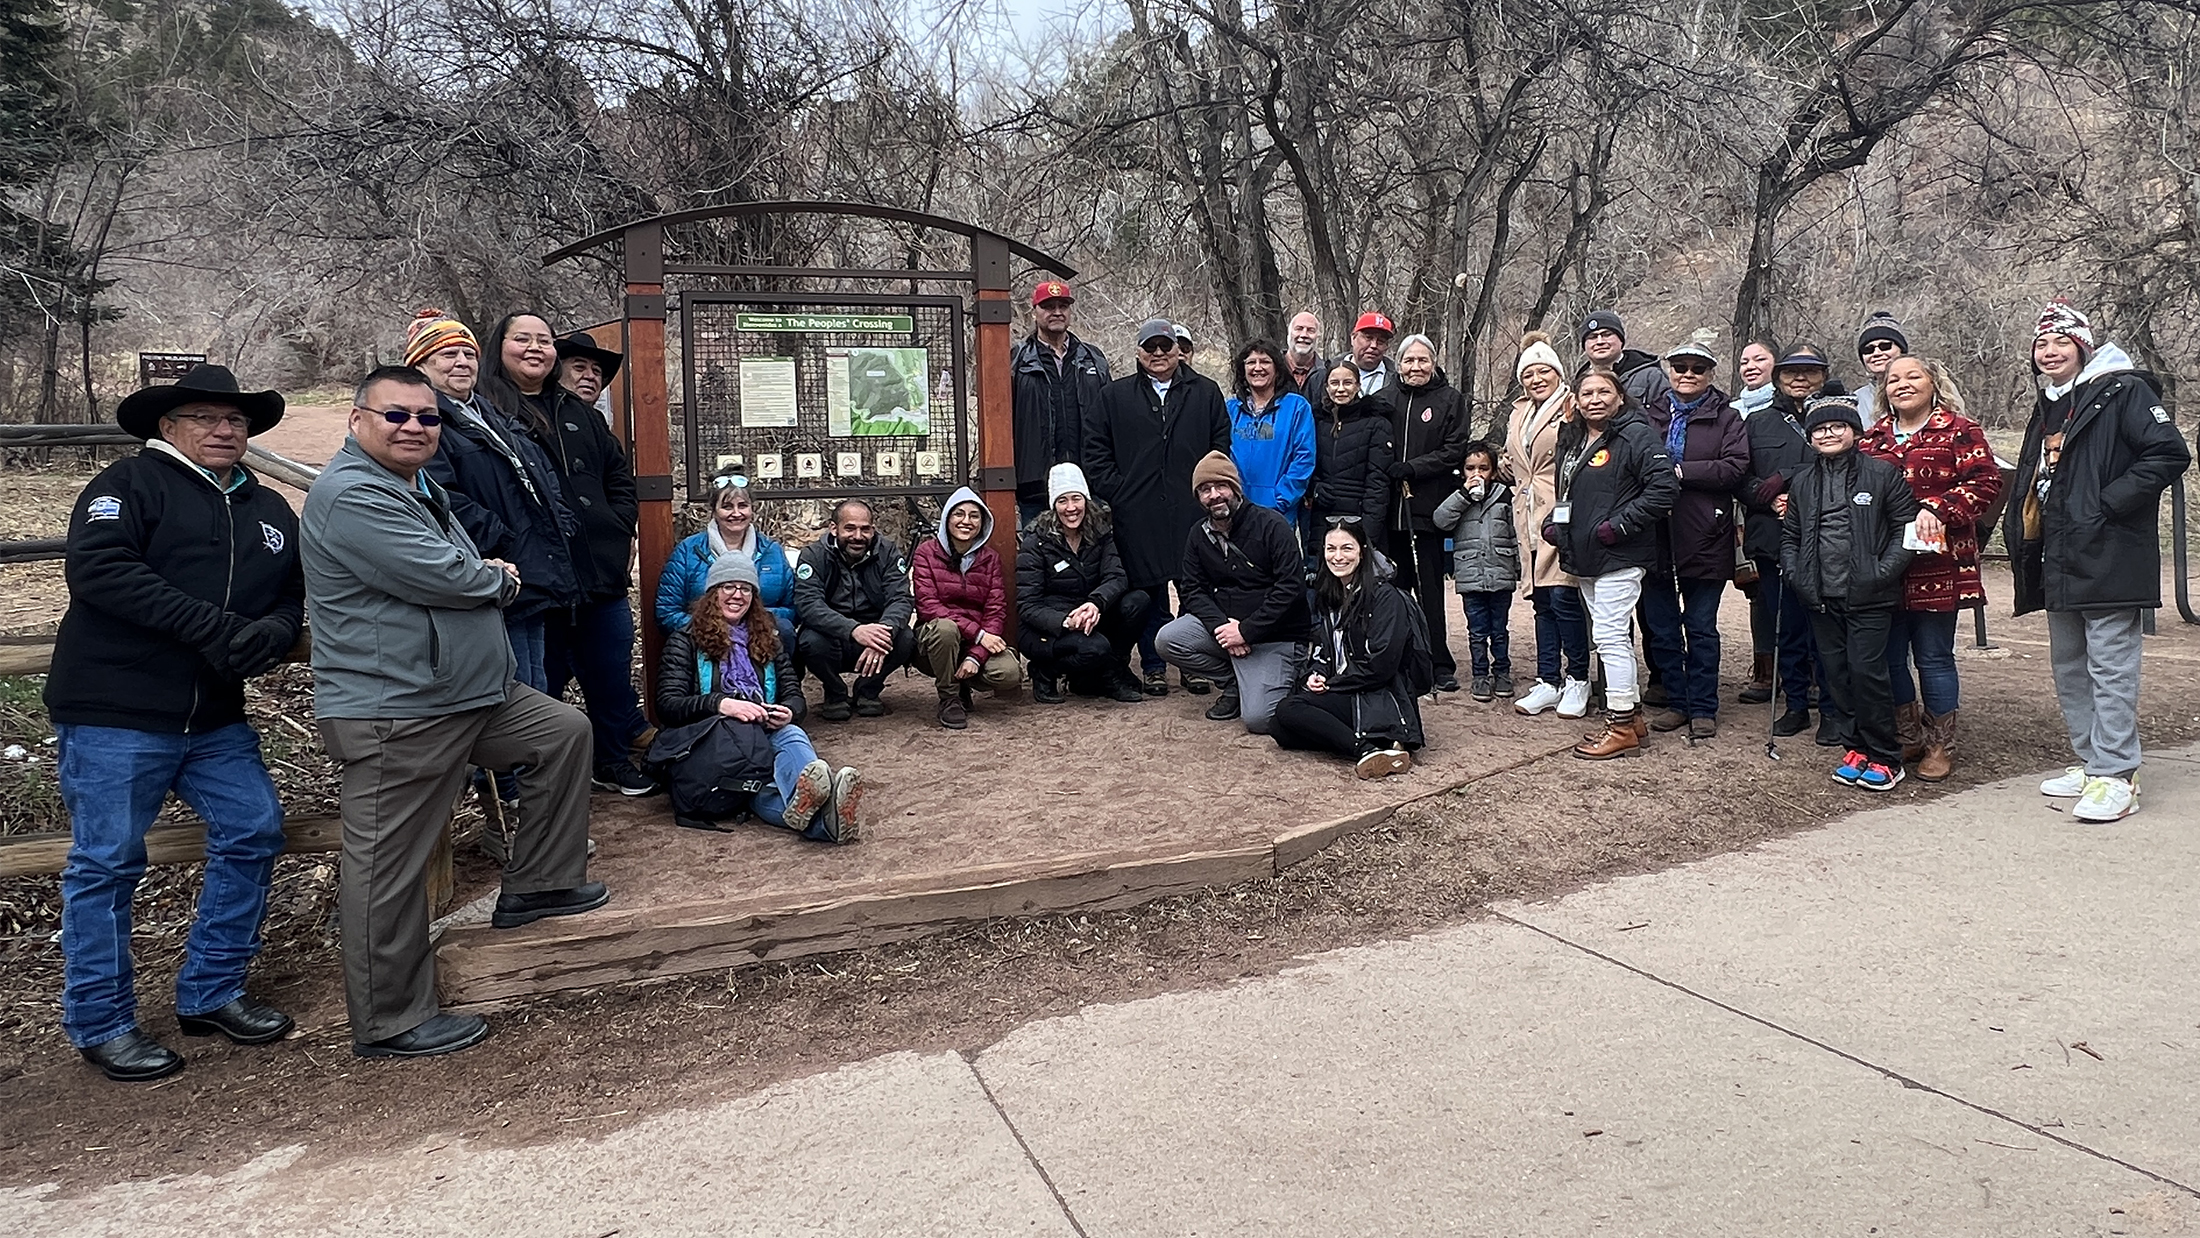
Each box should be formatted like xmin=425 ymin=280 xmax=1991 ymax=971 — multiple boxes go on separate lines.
xmin=555 ymin=331 xmax=623 ymax=382
xmin=114 ymin=363 xmax=284 ymax=441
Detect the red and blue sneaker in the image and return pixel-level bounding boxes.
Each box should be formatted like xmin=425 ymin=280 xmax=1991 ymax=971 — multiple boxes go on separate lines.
xmin=1856 ymin=761 xmax=1906 ymax=792
xmin=1832 ymin=749 xmax=1869 ymax=785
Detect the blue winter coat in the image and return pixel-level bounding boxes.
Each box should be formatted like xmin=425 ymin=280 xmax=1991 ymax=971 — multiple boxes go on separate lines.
xmin=1228 ymin=391 xmax=1317 ymax=528
xmin=655 ymin=527 xmax=797 ymax=640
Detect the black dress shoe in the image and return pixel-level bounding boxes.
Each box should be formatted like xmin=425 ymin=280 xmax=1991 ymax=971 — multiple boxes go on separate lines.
xmin=80 ymin=1029 xmax=184 ymax=1082
xmin=178 ymin=997 xmax=294 ymax=1046
xmin=353 ymin=1012 xmax=490 ymax=1059
xmin=492 ymin=880 xmax=610 ymax=929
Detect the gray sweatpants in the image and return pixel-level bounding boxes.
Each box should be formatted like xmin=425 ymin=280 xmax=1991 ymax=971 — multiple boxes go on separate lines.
xmin=2046 ymin=607 xmax=2145 ymax=780
xmin=1156 ymin=613 xmax=1299 ymax=735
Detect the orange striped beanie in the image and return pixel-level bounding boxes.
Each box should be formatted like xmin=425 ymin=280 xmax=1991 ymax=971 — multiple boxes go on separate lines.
xmin=403 ymin=308 xmax=478 ymax=365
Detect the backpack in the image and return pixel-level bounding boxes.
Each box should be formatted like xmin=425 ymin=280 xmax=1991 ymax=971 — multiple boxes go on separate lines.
xmin=644 ymin=715 xmax=775 ymax=830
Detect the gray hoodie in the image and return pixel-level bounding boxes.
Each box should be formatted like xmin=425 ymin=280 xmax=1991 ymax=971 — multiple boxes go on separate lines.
xmin=934 ymin=485 xmax=996 ymax=569
xmin=303 ymin=438 xmax=519 ymax=719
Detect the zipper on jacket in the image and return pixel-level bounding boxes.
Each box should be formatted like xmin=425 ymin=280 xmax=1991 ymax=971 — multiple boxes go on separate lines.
xmin=186 ymin=493 xmax=239 ymax=735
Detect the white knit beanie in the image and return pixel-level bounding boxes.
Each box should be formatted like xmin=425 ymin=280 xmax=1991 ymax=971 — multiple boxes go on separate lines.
xmin=1047 ymin=462 xmax=1089 ymax=507
xmin=1516 ymin=331 xmax=1565 ymax=381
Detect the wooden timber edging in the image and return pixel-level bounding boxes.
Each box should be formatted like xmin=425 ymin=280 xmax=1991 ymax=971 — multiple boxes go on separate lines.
xmin=435 ymin=738 xmax=1582 ymax=1006
xmin=0 ymin=814 xmax=344 ymax=879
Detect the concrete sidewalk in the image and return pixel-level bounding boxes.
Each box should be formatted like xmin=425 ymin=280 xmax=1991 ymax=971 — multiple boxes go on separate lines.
xmin=8 ymin=749 xmax=2199 ymax=1236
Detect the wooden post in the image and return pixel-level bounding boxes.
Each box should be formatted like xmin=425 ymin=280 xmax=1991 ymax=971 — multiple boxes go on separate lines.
xmin=971 ymin=233 xmax=1019 ymax=640
xmin=625 ymin=223 xmax=674 ymax=711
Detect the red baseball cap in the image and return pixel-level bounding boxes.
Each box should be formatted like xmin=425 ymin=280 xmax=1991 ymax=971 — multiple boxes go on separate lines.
xmin=1353 ymin=311 xmax=1395 ymax=335
xmin=1031 ymin=281 xmax=1075 ymax=306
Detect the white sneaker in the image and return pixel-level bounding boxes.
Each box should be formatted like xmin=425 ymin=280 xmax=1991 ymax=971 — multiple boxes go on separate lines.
xmin=2039 ymin=766 xmax=2088 ymax=797
xmin=1514 ymin=681 xmax=1561 ymax=715
xmin=1556 ymin=677 xmax=1592 ymax=719
xmin=2072 ymin=775 xmax=2138 ymax=823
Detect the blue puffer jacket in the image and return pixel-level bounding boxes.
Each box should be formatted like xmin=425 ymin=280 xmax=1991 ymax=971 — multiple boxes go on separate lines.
xmin=654 ymin=527 xmax=797 ymax=637
xmin=1229 ymin=391 xmax=1317 ymax=527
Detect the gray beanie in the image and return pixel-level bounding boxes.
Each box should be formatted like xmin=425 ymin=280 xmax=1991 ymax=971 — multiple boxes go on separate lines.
xmin=704 ymin=554 xmax=761 ymax=594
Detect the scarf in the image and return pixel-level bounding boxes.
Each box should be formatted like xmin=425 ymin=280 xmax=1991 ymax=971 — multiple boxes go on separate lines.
xmin=717 ymin=623 xmax=766 ymax=703
xmin=1664 ymin=392 xmax=1710 ymax=459
xmin=706 ymin=520 xmax=759 ymax=563
xmin=1732 ymin=384 xmax=1774 ymax=420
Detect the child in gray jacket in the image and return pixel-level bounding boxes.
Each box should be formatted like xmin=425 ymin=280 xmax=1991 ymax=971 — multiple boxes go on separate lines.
xmin=1431 ymin=442 xmax=1521 ymax=700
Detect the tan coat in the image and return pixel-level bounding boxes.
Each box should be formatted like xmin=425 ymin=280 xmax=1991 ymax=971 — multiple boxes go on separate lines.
xmin=1505 ymin=389 xmax=1578 ymax=593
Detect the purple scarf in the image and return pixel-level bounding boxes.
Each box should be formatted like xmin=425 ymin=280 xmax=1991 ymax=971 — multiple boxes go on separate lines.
xmin=718 ymin=624 xmax=766 ymax=702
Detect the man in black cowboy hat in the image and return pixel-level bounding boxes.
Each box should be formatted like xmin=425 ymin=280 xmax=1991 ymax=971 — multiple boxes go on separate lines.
xmin=555 ymin=330 xmax=622 ymax=417
xmin=45 ymin=363 xmax=305 ymax=1083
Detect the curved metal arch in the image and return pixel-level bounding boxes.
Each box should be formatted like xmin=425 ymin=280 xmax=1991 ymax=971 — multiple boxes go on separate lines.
xmin=541 ymin=199 xmax=1075 ymax=277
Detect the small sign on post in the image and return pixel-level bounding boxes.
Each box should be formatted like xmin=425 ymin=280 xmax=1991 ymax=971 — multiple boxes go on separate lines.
xmin=138 ymin=352 xmax=208 ymax=387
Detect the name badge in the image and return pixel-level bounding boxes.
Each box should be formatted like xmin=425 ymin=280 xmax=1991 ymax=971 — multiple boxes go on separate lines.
xmin=1054 ymin=560 xmax=1071 ymax=571
xmin=1550 ymin=503 xmax=1573 ymax=524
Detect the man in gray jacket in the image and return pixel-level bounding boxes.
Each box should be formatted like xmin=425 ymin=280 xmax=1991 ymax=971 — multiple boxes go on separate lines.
xmin=304 ymin=365 xmax=607 ymax=1059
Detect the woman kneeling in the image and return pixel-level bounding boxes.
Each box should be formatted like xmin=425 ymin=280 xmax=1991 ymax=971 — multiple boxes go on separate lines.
xmin=1270 ymin=519 xmax=1426 ymax=778
xmin=652 ymin=557 xmax=862 ymax=841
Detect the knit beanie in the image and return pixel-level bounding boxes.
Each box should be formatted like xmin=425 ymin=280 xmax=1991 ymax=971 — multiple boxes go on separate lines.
xmin=1191 ymin=450 xmax=1242 ymax=496
xmin=1855 ymin=310 xmax=1908 ymax=357
xmin=1802 ymin=392 xmax=1863 ymax=434
xmin=1047 ymin=462 xmax=1089 ymax=507
xmin=402 ymin=308 xmax=479 ymax=366
xmin=1516 ymin=330 xmax=1565 ymax=381
xmin=2035 ymin=298 xmax=2097 ymax=358
xmin=1580 ymin=309 xmax=1625 ymax=345
xmin=704 ymin=554 xmax=761 ymax=594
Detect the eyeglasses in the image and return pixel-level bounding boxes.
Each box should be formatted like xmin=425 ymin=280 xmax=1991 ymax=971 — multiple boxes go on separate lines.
xmin=1139 ymin=339 xmax=1177 ymax=354
xmin=1861 ymin=340 xmax=1902 ymax=355
xmin=1808 ymin=422 xmax=1852 ymax=434
xmin=357 ymin=406 xmax=442 ymax=428
xmin=168 ymin=411 xmax=251 ymax=432
xmin=711 ymin=474 xmax=751 ymax=491
xmin=1668 ymin=361 xmax=1713 ymax=376
xmin=1324 ymin=515 xmax=1364 ymax=527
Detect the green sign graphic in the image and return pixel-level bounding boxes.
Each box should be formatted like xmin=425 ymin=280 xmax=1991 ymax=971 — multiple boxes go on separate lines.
xmin=737 ymin=312 xmax=915 ymax=333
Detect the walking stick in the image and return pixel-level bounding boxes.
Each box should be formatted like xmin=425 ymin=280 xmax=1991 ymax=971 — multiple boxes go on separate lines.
xmin=1765 ymin=561 xmax=1784 ymax=762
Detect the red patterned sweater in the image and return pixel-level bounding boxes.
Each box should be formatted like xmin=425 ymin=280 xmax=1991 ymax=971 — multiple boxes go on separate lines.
xmin=1859 ymin=405 xmax=2004 ymax=611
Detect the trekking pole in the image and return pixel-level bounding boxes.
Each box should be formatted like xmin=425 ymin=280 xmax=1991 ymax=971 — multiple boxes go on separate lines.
xmin=1765 ymin=562 xmax=1783 ymax=762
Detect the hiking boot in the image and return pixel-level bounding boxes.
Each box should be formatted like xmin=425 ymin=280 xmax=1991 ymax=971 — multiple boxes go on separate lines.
xmin=1469 ymin=675 xmax=1495 ymax=702
xmin=1492 ymin=670 xmax=1515 ymax=698
xmin=1514 ymin=680 xmax=1561 ymax=715
xmin=781 ymin=760 xmax=835 ymax=835
xmin=1832 ymin=749 xmax=1869 ymax=785
xmin=1772 ymin=709 xmax=1810 ymax=737
xmin=1032 ymin=670 xmax=1066 ymax=705
xmin=825 ymin=767 xmax=865 ymax=843
xmin=1556 ymin=677 xmax=1591 ymax=719
xmin=937 ymin=688 xmax=968 ymax=730
xmin=1106 ymin=671 xmax=1147 ymax=703
xmin=1895 ymin=701 xmax=1925 ymax=763
xmin=1738 ymin=653 xmax=1774 ymax=704
xmin=1688 ymin=716 xmax=1718 ymax=740
xmin=817 ymin=696 xmax=854 ymax=722
xmin=1918 ymin=709 xmax=1956 ymax=782
xmin=1354 ymin=745 xmax=1412 ymax=779
xmin=2039 ymin=766 xmax=2088 ymax=797
xmin=2073 ymin=774 xmax=2138 ymax=822
xmin=1855 ymin=761 xmax=1905 ymax=793
xmin=491 ymin=882 xmax=610 ymax=929
xmin=1205 ymin=684 xmax=1241 ymax=722
xmin=1181 ymin=672 xmax=1212 ymax=695
xmin=1648 ymin=708 xmax=1689 ymax=733
xmin=1142 ymin=668 xmax=1170 ymax=697
xmin=853 ymin=694 xmax=890 ymax=717
xmin=1574 ymin=709 xmax=1640 ymax=759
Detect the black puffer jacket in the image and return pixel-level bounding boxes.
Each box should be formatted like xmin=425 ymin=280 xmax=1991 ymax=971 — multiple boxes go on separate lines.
xmin=1302 ymin=581 xmax=1427 ymax=749
xmin=649 ymin=626 xmax=806 ymax=826
xmin=2002 ymin=352 xmax=2192 ymax=615
xmin=1739 ymin=388 xmax=1817 ymax=562
xmin=1016 ymin=502 xmax=1130 ymax=631
xmin=1311 ymin=394 xmax=1395 ymax=528
xmin=423 ymin=391 xmax=580 ymax=621
xmin=1551 ymin=408 xmax=1679 ymax=578
xmin=1012 ymin=333 xmax=1111 ymax=487
xmin=1179 ymin=500 xmax=1312 ymax=644
xmin=1387 ymin=372 xmax=1473 ymax=532
xmin=1780 ymin=448 xmax=1919 ymax=610
xmin=46 ymin=448 xmax=304 ymax=734
xmin=499 ymin=384 xmax=639 ymax=601
xmin=1578 ymin=350 xmax=1671 ymax=410
xmin=653 ymin=626 xmax=806 ymax=725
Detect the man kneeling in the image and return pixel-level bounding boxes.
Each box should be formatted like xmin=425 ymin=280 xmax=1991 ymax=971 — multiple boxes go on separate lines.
xmin=1158 ymin=452 xmax=1312 ymax=732
xmin=793 ymin=499 xmax=916 ymax=720
xmin=306 ymin=365 xmax=606 ymax=1060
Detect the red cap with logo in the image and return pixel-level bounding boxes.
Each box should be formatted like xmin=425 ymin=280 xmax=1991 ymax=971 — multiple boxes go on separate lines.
xmin=1353 ymin=311 xmax=1395 ymax=335
xmin=1031 ymin=281 xmax=1075 ymax=306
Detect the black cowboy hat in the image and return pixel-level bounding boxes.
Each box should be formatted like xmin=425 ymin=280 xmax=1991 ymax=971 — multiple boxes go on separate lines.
xmin=114 ymin=364 xmax=285 ymax=441
xmin=554 ymin=331 xmax=623 ymax=382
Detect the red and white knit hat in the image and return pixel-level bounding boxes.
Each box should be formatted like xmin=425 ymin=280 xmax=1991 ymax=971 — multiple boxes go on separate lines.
xmin=2034 ymin=298 xmax=2096 ymax=357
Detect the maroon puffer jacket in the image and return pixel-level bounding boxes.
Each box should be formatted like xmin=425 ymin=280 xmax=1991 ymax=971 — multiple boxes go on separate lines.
xmin=913 ymin=538 xmax=1008 ymax=662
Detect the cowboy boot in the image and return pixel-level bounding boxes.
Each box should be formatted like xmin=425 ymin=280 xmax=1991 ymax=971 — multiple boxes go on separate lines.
xmin=1918 ymin=708 xmax=1955 ymax=782
xmin=1739 ymin=652 xmax=1774 ymax=704
xmin=1574 ymin=709 xmax=1641 ymax=760
xmin=1894 ymin=701 xmax=1925 ymax=764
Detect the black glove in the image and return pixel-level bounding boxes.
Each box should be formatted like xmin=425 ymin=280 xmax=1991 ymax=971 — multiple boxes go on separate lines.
xmin=195 ymin=615 xmax=246 ymax=672
xmin=226 ymin=615 xmax=295 ymax=677
xmin=1385 ymin=460 xmax=1413 ymax=481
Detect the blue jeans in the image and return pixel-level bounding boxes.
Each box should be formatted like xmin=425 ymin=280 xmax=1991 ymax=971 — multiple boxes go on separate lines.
xmin=1755 ymin=559 xmax=1833 ymax=715
xmin=545 ymin=596 xmax=651 ymax=771
xmin=1137 ymin=585 xmax=1173 ymax=676
xmin=750 ymin=724 xmax=833 ymax=839
xmin=1640 ymin=572 xmax=1726 ymax=719
xmin=57 ymin=722 xmax=285 ymax=1048
xmin=1886 ymin=608 xmax=1960 ymax=714
xmin=1530 ymin=585 xmax=1588 ymax=685
xmin=506 ymin=612 xmax=549 ymax=691
xmin=1462 ymin=590 xmax=1512 ymax=677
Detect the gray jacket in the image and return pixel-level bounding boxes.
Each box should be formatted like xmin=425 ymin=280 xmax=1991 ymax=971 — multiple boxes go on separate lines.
xmin=303 ymin=438 xmax=519 ymax=719
xmin=1431 ymin=480 xmax=1520 ymax=594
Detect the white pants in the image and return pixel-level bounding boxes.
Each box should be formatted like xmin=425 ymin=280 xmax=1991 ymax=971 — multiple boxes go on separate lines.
xmin=1582 ymin=566 xmax=1647 ymax=711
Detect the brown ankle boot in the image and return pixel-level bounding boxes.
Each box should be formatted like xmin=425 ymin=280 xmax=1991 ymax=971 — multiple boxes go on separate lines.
xmin=937 ymin=687 xmax=968 ymax=730
xmin=1739 ymin=652 xmax=1775 ymax=704
xmin=1894 ymin=701 xmax=1925 ymax=764
xmin=1918 ymin=709 xmax=1955 ymax=782
xmin=1574 ymin=709 xmax=1641 ymax=760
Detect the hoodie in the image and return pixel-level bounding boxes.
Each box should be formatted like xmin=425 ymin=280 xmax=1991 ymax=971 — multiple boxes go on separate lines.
xmin=911 ymin=486 xmax=1009 ymax=662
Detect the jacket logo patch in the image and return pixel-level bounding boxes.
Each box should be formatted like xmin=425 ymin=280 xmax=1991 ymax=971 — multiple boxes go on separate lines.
xmin=1588 ymin=449 xmax=1610 ymax=467
xmin=85 ymin=495 xmax=121 ymax=522
xmin=260 ymin=521 xmax=286 ymax=553
xmin=1853 ymin=492 xmax=1874 ymax=506
xmin=795 ymin=563 xmax=814 ymax=580
xmin=565 ymin=422 xmax=580 ymax=431
xmin=1420 ymin=409 xmax=1433 ymax=422
xmin=2153 ymin=405 xmax=2171 ymax=423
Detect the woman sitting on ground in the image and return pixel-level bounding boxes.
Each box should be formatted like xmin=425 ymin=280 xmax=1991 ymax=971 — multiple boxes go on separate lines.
xmin=651 ymin=557 xmax=860 ymax=841
xmin=655 ymin=471 xmax=797 ymax=647
xmin=1016 ymin=463 xmax=1150 ymax=703
xmin=1269 ymin=517 xmax=1426 ymax=779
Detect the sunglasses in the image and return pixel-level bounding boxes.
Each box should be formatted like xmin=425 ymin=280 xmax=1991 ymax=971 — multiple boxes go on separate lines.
xmin=1861 ymin=340 xmax=1902 ymax=354
xmin=1139 ymin=339 xmax=1177 ymax=354
xmin=358 ymin=406 xmax=441 ymax=428
xmin=1668 ymin=361 xmax=1713 ymax=376
xmin=712 ymin=474 xmax=751 ymax=491
xmin=1324 ymin=515 xmax=1364 ymax=527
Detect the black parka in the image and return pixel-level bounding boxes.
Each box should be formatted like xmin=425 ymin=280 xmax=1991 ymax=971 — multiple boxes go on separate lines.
xmin=46 ymin=449 xmax=304 ymax=734
xmin=423 ymin=390 xmax=580 ymax=621
xmin=791 ymin=534 xmax=915 ymax=636
xmin=1304 ymin=581 xmax=1427 ymax=749
xmin=1083 ymin=369 xmax=1233 ymax=588
xmin=1739 ymin=389 xmax=1817 ymax=562
xmin=1386 ymin=371 xmax=1473 ymax=532
xmin=1780 ymin=448 xmax=1919 ymax=611
xmin=1011 ymin=333 xmax=1111 ymax=488
xmin=2002 ymin=355 xmax=2192 ymax=615
xmin=1016 ymin=502 xmax=1130 ymax=631
xmin=1311 ymin=394 xmax=1396 ymax=529
xmin=1179 ymin=500 xmax=1313 ymax=644
xmin=1551 ymin=407 xmax=1679 ymax=578
xmin=523 ymin=387 xmax=640 ymax=601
